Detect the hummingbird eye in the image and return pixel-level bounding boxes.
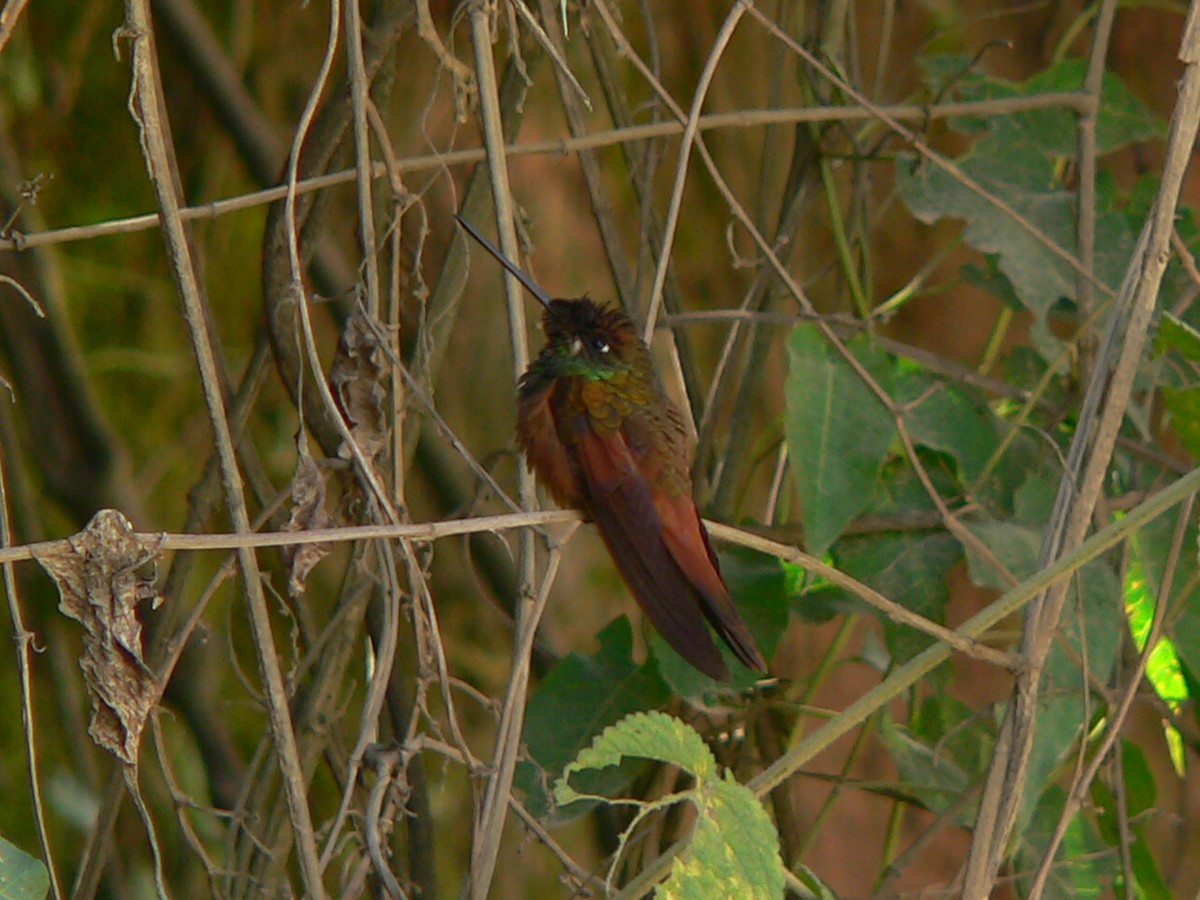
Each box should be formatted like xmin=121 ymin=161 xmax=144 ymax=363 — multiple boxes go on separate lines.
xmin=589 ymin=335 xmax=610 ymax=354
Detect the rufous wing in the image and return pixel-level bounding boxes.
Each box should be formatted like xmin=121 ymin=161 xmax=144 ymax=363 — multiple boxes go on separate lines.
xmin=653 ymin=490 xmax=767 ymax=672
xmin=572 ymin=425 xmax=765 ymax=680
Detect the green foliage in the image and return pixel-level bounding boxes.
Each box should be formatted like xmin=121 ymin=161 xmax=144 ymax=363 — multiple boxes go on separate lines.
xmin=1092 ymin=743 xmax=1171 ymax=900
xmin=555 ymin=712 xmax=785 ymax=899
xmin=771 ymin=43 xmax=1196 ymax=900
xmin=1127 ymin=511 xmax=1197 ymax=776
xmin=785 ymin=325 xmax=895 ymax=558
xmin=1015 ymin=785 xmax=1109 ymax=899
xmin=898 ymin=59 xmax=1161 ymax=359
xmin=1162 ymin=387 xmax=1200 ymax=459
xmin=518 ymin=617 xmax=672 ymax=821
xmin=962 ymin=514 xmax=1122 ymax=838
xmin=878 ymin=695 xmax=996 ymax=826
xmin=0 ymin=835 xmax=48 ymax=900
xmin=896 ymin=370 xmax=995 ymax=484
xmin=1153 ymin=313 xmax=1200 ymax=364
xmin=5 ymin=3 xmax=1198 ymax=897
xmin=837 ymin=467 xmax=961 ymax=663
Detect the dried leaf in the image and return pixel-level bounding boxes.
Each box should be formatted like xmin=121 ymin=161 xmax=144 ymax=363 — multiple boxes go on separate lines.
xmin=330 ymin=313 xmax=389 ymax=463
xmin=282 ymin=446 xmax=334 ymax=596
xmin=32 ymin=509 xmax=162 ymax=767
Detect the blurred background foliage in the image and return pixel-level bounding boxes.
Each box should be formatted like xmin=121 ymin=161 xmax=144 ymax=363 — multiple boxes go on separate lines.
xmin=1 ymin=0 xmax=1200 ymax=897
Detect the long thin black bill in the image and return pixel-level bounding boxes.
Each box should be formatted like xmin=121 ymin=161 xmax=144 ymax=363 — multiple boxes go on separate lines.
xmin=453 ymin=214 xmax=554 ymax=310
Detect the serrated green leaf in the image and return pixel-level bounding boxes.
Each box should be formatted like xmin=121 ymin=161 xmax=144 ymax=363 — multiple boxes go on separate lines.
xmin=553 ymin=713 xmax=784 ymax=898
xmin=0 ymin=835 xmax=49 ymax=900
xmin=896 ymin=60 xmax=1151 ymax=363
xmin=785 ymin=324 xmax=895 ymax=557
xmin=556 ymin=711 xmax=717 ymax=809
xmin=920 ymin=58 xmax=1162 ymax=154
xmin=898 ymin=153 xmax=1136 ymax=360
xmin=1017 ymin=61 xmax=1162 ymax=154
xmin=518 ymin=617 xmax=670 ymax=819
xmin=660 ymin=776 xmax=785 ymax=900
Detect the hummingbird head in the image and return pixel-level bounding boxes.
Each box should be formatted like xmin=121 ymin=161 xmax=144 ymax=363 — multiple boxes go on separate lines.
xmin=454 ymin=214 xmax=649 ymax=382
xmin=538 ymin=297 xmax=643 ymax=380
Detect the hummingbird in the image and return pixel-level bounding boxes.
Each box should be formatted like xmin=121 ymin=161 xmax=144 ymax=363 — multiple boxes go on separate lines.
xmin=455 ymin=214 xmax=766 ymax=681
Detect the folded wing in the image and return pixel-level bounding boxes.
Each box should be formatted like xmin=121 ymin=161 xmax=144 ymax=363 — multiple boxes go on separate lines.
xmin=573 ymin=425 xmax=765 ymax=680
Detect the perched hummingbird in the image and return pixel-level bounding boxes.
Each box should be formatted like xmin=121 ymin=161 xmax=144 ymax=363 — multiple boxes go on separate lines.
xmin=455 ymin=215 xmax=766 ymax=681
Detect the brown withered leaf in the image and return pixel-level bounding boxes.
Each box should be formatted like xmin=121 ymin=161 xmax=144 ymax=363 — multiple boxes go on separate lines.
xmin=329 ymin=312 xmax=388 ymax=463
xmin=282 ymin=445 xmax=334 ymax=596
xmin=32 ymin=509 xmax=163 ymax=767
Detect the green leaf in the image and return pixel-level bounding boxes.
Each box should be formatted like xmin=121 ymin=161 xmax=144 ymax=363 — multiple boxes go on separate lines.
xmin=912 ymin=693 xmax=996 ymax=776
xmin=899 ymin=152 xmax=1136 ymax=360
xmin=1013 ymin=472 xmax=1058 ymax=526
xmin=837 ymin=529 xmax=960 ymax=663
xmin=660 ymin=775 xmax=784 ymax=900
xmin=1129 ymin=513 xmax=1199 ymax=709
xmin=921 ymin=57 xmax=1162 ymax=154
xmin=1021 ymin=555 xmax=1120 ymax=838
xmin=1162 ymin=386 xmax=1200 ymax=461
xmin=1015 ymin=61 xmax=1162 ymax=155
xmin=651 ymin=546 xmax=791 ymax=699
xmin=0 ymin=835 xmax=49 ymax=900
xmin=518 ymin=617 xmax=671 ymax=820
xmin=555 ymin=712 xmax=784 ymax=900
xmin=1016 ymin=785 xmax=1109 ymax=899
xmin=1128 ymin=834 xmax=1173 ymax=900
xmin=822 ymin=464 xmax=959 ymax=662
xmin=1125 ymin=551 xmax=1189 ymax=712
xmin=785 ymin=324 xmax=895 ymax=557
xmin=962 ymin=519 xmax=1040 ymax=590
xmin=1117 ymin=741 xmax=1156 ymax=819
xmin=1153 ymin=313 xmax=1200 ymax=363
xmin=896 ymin=61 xmax=1151 ymax=362
xmin=878 ymin=714 xmax=974 ymax=823
xmin=897 ymin=370 xmax=994 ymax=484
xmin=557 ymin=711 xmax=717 ymax=803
